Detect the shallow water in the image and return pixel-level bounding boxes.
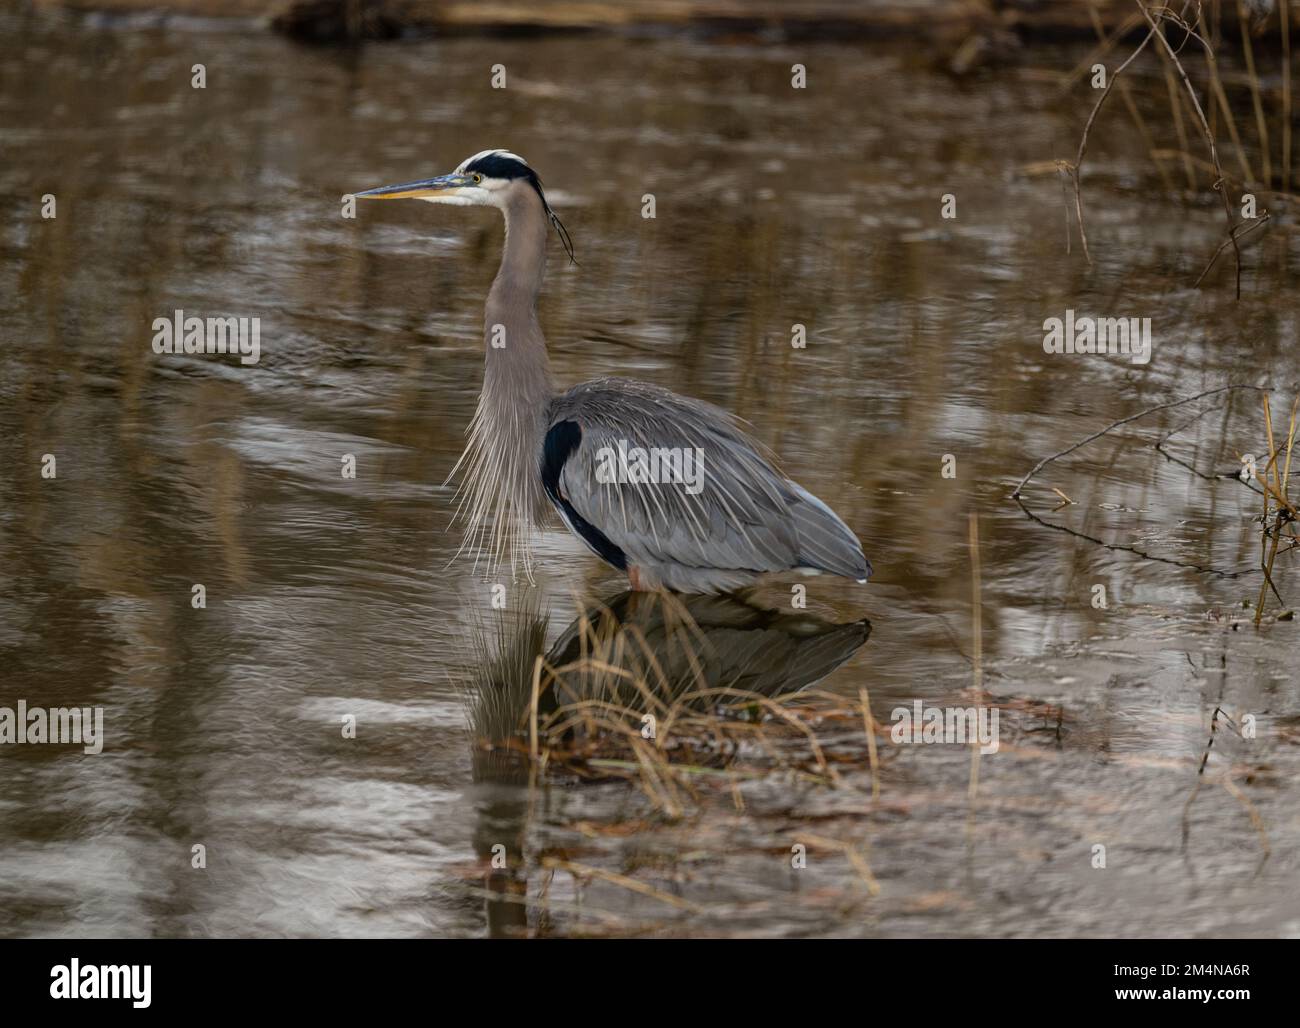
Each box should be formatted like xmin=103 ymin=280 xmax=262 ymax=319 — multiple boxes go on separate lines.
xmin=1 ymin=8 xmax=1298 ymax=937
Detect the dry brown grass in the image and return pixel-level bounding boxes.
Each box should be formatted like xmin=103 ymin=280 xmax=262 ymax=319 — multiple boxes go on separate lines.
xmin=1250 ymin=393 xmax=1299 ymax=625
xmin=465 ymin=590 xmax=885 ymax=816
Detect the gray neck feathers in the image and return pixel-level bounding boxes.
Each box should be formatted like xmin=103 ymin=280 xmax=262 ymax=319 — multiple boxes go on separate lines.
xmin=451 ymin=185 xmax=556 ymax=579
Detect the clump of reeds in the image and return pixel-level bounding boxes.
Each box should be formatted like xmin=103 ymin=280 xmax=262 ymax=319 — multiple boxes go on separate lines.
xmin=463 ymin=589 xmax=882 ymax=817
xmin=535 ymin=592 xmax=880 ymax=816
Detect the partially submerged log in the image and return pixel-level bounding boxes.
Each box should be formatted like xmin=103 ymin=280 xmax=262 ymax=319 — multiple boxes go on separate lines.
xmin=271 ymin=0 xmax=400 ymax=40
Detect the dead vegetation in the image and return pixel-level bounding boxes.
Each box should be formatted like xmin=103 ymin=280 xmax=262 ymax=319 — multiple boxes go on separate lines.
xmin=455 ymin=534 xmax=1284 ymax=934
xmin=1054 ymin=1 xmax=1296 ymax=295
xmin=1014 ymin=386 xmax=1298 ymax=622
xmin=465 ymin=590 xmax=879 ymax=817
xmin=462 ymin=521 xmax=1000 ymax=825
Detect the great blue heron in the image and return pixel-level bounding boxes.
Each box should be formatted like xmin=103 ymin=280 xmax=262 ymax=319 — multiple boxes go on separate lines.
xmin=357 ymin=149 xmax=871 ymax=593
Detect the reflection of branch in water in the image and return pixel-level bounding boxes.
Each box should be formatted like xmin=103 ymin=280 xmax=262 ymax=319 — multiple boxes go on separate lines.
xmin=1154 ymin=398 xmax=1265 ymax=498
xmin=1012 ymin=385 xmax=1268 ymax=577
xmin=1180 ymin=655 xmax=1226 ymax=874
xmin=1181 ymin=675 xmax=1271 ymax=875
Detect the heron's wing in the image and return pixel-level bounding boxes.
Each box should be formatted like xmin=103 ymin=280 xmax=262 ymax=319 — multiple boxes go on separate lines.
xmin=546 ymin=378 xmax=866 ymax=579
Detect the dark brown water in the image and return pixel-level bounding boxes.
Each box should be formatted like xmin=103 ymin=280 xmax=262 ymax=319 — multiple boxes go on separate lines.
xmin=1 ymin=8 xmax=1298 ymax=937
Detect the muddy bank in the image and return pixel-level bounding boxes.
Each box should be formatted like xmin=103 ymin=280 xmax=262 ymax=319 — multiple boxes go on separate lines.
xmin=27 ymin=0 xmax=1289 ymax=43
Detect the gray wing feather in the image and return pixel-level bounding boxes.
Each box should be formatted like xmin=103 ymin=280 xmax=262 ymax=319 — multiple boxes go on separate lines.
xmin=548 ymin=378 xmax=869 ymax=583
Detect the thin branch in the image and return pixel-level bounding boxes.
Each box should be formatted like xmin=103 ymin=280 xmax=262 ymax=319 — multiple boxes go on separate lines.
xmin=1068 ymin=21 xmax=1160 ymax=263
xmin=1137 ymin=1 xmax=1245 ymax=297
xmin=1193 ymin=211 xmax=1270 ymax=286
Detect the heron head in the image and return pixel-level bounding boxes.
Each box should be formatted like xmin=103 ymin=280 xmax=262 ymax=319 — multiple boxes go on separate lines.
xmin=355 ymin=148 xmax=575 ymax=262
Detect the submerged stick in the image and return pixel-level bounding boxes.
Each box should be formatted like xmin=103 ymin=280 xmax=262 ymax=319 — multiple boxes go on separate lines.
xmin=542 ymin=856 xmax=701 ymax=912
xmin=1013 ymin=385 xmax=1260 ymax=499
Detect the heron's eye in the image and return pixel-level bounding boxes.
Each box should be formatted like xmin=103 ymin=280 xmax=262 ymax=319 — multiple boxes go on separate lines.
xmin=472 ymin=173 xmax=483 ymax=184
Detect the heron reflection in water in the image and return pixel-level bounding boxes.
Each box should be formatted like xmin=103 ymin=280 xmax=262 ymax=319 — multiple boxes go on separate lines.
xmin=459 ymin=589 xmax=870 ymax=934
xmin=357 ymin=150 xmax=872 ymax=593
xmin=462 ymin=589 xmax=870 ymax=763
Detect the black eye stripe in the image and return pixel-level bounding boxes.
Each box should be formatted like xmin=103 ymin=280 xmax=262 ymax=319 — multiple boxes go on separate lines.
xmin=463 ymin=153 xmax=546 ymax=212
xmin=461 ymin=152 xmax=576 ymax=266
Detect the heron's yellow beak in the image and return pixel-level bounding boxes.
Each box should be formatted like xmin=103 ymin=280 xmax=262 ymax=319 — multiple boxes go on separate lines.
xmin=354 ymin=173 xmax=473 ymax=200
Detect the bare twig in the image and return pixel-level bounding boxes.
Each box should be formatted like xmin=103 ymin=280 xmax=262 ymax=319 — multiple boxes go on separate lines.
xmin=1137 ymin=1 xmax=1246 ymax=296
xmin=1067 ymin=21 xmax=1160 ymax=262
xmin=1013 ymin=385 xmax=1272 ymax=578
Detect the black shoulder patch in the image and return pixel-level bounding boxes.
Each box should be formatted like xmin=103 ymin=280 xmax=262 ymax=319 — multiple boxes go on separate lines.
xmin=541 ymin=420 xmax=581 ymax=496
xmin=541 ymin=421 xmax=628 ymax=572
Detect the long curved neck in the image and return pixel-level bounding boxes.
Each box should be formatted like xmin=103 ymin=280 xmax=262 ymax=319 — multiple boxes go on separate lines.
xmin=484 ymin=187 xmax=553 ymax=397
xmin=452 ymin=185 xmax=556 ymax=578
xmin=487 ymin=188 xmax=550 ymax=327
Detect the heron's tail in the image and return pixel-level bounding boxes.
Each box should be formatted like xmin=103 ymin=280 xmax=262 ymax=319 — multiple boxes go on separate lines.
xmin=787 ymin=483 xmax=872 ymax=584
